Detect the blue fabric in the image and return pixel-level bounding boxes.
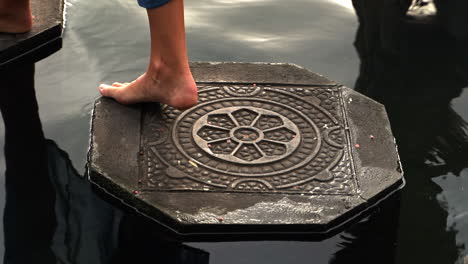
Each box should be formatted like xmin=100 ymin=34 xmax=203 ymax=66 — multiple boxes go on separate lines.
xmin=138 ymin=0 xmax=170 ymax=9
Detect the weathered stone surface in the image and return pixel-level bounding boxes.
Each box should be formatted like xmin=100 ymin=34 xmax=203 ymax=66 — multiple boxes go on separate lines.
xmin=190 ymin=62 xmax=335 ymax=85
xmin=88 ymin=62 xmax=404 ymax=238
xmin=0 ymin=0 xmax=64 ymax=68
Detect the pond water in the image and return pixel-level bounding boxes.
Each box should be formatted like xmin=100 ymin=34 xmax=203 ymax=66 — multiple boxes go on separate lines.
xmin=1 ymin=0 xmax=468 ymax=263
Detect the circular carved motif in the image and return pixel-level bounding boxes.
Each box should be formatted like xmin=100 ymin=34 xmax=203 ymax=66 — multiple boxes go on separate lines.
xmin=143 ymin=85 xmax=351 ymax=194
xmin=233 ymin=127 xmax=261 ymax=142
xmin=192 ymin=107 xmax=301 ymax=164
xmin=173 ymin=98 xmax=322 ymax=177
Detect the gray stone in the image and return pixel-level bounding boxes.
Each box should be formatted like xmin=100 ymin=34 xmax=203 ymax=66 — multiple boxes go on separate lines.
xmin=88 ymin=62 xmax=404 ymax=238
xmin=0 ymin=0 xmax=64 ymax=68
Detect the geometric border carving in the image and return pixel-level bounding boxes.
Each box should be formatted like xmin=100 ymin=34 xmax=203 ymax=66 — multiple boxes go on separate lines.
xmin=141 ymin=84 xmax=357 ymax=195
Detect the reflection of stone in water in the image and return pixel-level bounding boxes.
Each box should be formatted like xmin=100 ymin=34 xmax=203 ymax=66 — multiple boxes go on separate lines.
xmin=407 ymin=0 xmax=436 ymax=16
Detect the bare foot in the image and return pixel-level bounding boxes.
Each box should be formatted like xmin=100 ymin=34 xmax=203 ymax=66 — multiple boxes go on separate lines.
xmin=98 ymin=62 xmax=198 ymax=109
xmin=0 ymin=9 xmax=33 ymax=33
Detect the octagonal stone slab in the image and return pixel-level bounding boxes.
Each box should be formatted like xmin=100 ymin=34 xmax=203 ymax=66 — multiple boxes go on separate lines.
xmin=0 ymin=0 xmax=64 ymax=68
xmin=88 ymin=62 xmax=404 ymax=238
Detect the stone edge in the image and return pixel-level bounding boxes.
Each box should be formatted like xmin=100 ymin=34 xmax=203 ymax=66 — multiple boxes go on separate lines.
xmin=0 ymin=0 xmax=64 ymax=68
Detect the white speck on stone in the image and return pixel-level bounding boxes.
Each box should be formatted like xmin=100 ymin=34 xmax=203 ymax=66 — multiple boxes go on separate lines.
xmin=189 ymin=160 xmax=198 ymax=167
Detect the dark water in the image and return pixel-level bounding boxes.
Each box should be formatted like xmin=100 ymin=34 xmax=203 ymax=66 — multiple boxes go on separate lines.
xmin=1 ymin=0 xmax=468 ymax=263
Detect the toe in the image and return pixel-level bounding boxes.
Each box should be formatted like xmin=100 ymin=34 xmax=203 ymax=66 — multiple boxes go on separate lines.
xmin=98 ymin=83 xmax=139 ymax=105
xmin=99 ymin=84 xmax=121 ymax=98
xmin=112 ymin=82 xmax=124 ymax=87
xmin=98 ymin=84 xmax=109 ymax=94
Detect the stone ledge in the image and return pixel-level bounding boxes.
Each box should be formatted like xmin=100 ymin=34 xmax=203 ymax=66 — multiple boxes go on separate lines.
xmin=0 ymin=0 xmax=64 ymax=68
xmin=88 ymin=62 xmax=404 ymax=240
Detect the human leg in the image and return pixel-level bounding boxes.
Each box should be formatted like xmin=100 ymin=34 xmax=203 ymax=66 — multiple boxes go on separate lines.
xmin=98 ymin=0 xmax=198 ymax=109
xmin=0 ymin=0 xmax=32 ymax=33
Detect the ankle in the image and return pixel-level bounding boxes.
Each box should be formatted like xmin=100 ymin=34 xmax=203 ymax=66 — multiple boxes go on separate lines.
xmin=148 ymin=58 xmax=192 ymax=78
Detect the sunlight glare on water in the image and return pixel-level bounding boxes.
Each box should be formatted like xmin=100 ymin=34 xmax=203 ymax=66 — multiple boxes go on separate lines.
xmin=327 ymin=0 xmax=354 ymax=12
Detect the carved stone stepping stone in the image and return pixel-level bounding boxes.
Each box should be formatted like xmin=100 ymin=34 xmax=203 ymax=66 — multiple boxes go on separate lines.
xmin=88 ymin=62 xmax=404 ymax=238
xmin=0 ymin=0 xmax=64 ymax=68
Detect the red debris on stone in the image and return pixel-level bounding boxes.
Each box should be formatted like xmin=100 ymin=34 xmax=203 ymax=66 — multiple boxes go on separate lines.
xmin=354 ymin=144 xmax=360 ymax=148
xmin=217 ymin=217 xmax=224 ymax=222
xmin=253 ymin=84 xmax=257 ymax=87
xmin=133 ymin=190 xmax=140 ymax=195
xmin=370 ymin=135 xmax=375 ymax=140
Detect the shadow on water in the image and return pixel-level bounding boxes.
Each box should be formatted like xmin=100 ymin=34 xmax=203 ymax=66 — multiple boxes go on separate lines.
xmin=332 ymin=0 xmax=468 ymax=263
xmin=0 ymin=65 xmax=56 ymax=263
xmin=0 ymin=65 xmax=209 ymax=264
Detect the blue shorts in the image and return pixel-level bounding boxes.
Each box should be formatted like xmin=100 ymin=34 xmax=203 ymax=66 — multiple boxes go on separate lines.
xmin=138 ymin=0 xmax=170 ymax=9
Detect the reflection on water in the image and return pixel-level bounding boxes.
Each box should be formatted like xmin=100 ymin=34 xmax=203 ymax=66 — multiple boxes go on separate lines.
xmin=0 ymin=65 xmax=209 ymax=263
xmin=352 ymin=0 xmax=468 ymax=263
xmin=0 ymin=65 xmax=56 ymax=263
xmin=0 ymin=0 xmax=468 ymax=263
